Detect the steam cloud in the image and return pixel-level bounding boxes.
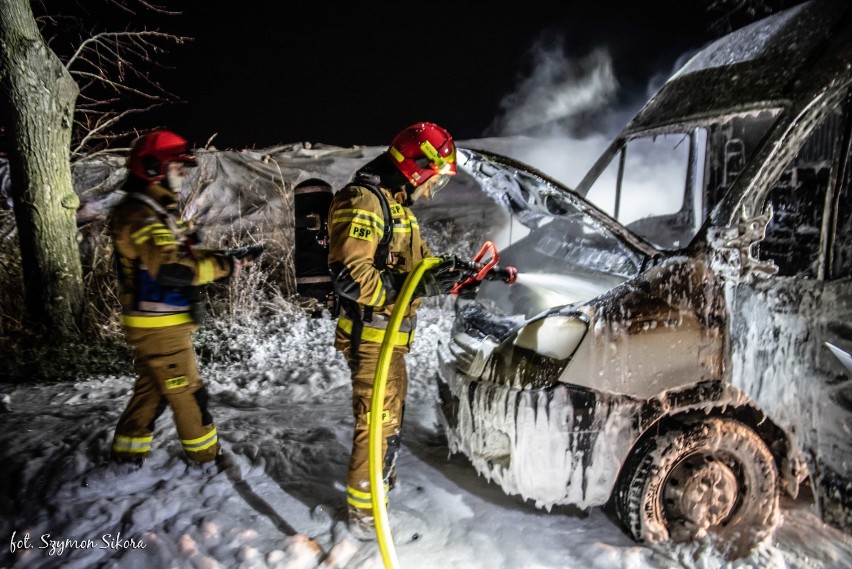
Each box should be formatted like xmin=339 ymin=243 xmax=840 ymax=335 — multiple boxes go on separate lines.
xmin=487 ymin=42 xmax=619 ymax=137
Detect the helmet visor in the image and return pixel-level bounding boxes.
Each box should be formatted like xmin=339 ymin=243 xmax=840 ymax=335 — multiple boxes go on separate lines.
xmin=430 ymin=173 xmax=452 ymax=194
xmin=411 ymin=173 xmax=452 ymax=201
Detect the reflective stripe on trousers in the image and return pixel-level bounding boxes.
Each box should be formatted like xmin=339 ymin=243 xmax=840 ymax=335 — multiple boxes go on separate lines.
xmin=112 ymin=322 xmax=220 ymax=463
xmin=112 ymin=434 xmax=153 ymax=454
xmin=347 ymin=483 xmax=389 ymax=509
xmin=181 ymin=427 xmax=219 ymax=454
xmin=335 ymin=327 xmax=408 ymax=510
xmin=336 ymin=316 xmax=414 ymax=346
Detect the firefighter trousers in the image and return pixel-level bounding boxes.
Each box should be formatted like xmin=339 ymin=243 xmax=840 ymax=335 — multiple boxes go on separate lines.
xmin=112 ymin=322 xmax=220 ymax=463
xmin=335 ymin=327 xmax=409 ymax=516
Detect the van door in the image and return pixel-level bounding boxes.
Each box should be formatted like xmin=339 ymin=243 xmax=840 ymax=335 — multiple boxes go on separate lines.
xmin=729 ymin=92 xmax=851 ymax=529
xmin=817 ymin=93 xmax=852 ymax=528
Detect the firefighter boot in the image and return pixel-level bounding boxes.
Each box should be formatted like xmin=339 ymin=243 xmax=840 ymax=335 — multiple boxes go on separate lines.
xmin=347 ymin=505 xmax=376 ymax=541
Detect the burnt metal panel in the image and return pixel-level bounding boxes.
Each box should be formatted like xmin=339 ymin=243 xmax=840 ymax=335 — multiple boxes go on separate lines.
xmin=627 ymin=0 xmax=852 ymax=134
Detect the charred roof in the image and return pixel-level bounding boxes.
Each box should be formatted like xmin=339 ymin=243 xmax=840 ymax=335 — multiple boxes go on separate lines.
xmin=626 ymin=0 xmax=852 ymax=134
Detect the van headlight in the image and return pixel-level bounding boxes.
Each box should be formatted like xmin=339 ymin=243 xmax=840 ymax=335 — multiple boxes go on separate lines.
xmin=514 ymin=314 xmax=588 ymax=360
xmin=488 ymin=313 xmax=589 ymax=388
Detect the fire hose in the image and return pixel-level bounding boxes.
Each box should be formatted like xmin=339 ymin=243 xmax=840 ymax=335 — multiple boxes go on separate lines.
xmin=369 ymin=242 xmax=516 ymax=568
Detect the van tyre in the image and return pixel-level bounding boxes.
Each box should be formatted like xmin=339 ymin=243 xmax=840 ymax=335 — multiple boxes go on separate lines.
xmin=615 ymin=417 xmax=779 ymax=558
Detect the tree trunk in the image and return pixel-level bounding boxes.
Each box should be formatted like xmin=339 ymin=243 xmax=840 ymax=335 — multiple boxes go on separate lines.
xmin=0 ymin=0 xmax=84 ymax=340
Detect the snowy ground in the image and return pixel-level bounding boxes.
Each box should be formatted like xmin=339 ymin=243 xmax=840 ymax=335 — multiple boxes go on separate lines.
xmin=1 ymin=134 xmax=850 ymax=568
xmin=1 ymin=299 xmax=851 ymax=569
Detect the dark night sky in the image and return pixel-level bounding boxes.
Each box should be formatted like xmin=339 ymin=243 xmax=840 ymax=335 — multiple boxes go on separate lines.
xmin=54 ymin=1 xmax=721 ymax=150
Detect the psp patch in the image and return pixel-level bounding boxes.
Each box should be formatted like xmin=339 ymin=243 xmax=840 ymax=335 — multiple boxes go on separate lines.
xmin=348 ymin=223 xmax=374 ymax=241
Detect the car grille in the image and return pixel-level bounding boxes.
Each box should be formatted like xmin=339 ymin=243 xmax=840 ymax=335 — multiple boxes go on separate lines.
xmin=447 ymin=331 xmax=478 ymax=374
xmin=441 ymin=300 xmax=525 ymax=380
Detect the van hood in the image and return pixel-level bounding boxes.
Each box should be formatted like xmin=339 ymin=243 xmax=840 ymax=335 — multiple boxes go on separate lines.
xmin=457 ymin=147 xmax=658 ymax=319
xmin=458 ymin=147 xmax=658 ymax=258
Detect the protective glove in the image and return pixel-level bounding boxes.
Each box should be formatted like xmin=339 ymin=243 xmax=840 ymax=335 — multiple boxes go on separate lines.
xmin=455 ymin=277 xmax=481 ymax=299
xmin=381 ymin=255 xmax=460 ymax=302
xmin=413 ymin=255 xmax=460 ymax=298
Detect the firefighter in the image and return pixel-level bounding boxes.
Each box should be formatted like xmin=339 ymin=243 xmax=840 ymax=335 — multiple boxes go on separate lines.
xmin=109 ymin=130 xmax=249 ymax=467
xmin=328 ymin=122 xmax=462 ymax=539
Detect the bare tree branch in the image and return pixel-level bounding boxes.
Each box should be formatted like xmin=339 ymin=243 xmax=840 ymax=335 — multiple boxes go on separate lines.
xmin=106 ymin=0 xmax=182 ymax=16
xmin=62 ymin=26 xmax=189 ymax=158
xmin=71 ymin=104 xmax=164 ymax=159
xmin=29 ymin=1 xmax=191 ymax=158
xmin=64 ymin=30 xmax=186 ymax=70
xmin=70 ymin=70 xmax=170 ymax=100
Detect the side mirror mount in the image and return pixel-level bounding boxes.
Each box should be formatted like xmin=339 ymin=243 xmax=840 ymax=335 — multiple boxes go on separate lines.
xmin=715 ymin=204 xmax=779 ymax=281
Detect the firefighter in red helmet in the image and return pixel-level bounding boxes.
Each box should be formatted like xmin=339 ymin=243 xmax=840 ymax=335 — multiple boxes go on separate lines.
xmin=327 ymin=122 xmax=462 ymax=539
xmin=108 ymin=130 xmax=249 ymax=467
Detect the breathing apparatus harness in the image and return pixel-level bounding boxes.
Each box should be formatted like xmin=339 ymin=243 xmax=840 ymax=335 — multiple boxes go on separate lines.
xmin=332 ymin=173 xmax=395 ymax=364
xmin=116 ymin=189 xmax=263 ymax=323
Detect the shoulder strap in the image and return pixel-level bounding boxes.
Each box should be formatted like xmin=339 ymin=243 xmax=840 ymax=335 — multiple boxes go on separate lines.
xmin=348 ymin=173 xmax=392 ymax=246
xmin=347 ymin=173 xmax=393 ymax=269
xmin=125 ymin=192 xmax=183 ymax=238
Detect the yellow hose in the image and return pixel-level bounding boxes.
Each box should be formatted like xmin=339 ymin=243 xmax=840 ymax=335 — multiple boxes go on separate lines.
xmin=369 ymin=256 xmax=441 ymax=569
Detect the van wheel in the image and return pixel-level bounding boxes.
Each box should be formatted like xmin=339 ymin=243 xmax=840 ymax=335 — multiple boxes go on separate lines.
xmin=615 ymin=417 xmax=779 ymax=558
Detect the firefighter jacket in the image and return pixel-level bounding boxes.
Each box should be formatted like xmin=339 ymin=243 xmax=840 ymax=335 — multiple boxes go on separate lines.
xmin=109 ymin=181 xmax=233 ymax=328
xmin=328 ymin=179 xmax=431 ymax=346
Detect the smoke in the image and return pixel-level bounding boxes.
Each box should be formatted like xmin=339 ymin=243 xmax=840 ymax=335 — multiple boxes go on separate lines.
xmin=645 ymin=48 xmax=700 ymax=100
xmin=486 ymin=41 xmax=619 ymax=138
xmin=473 ymin=36 xmax=705 ymax=209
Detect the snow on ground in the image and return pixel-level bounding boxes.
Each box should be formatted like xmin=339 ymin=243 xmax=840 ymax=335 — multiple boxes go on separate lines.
xmin=0 ymin=135 xmax=850 ymax=568
xmin=0 ymin=299 xmax=850 ymax=569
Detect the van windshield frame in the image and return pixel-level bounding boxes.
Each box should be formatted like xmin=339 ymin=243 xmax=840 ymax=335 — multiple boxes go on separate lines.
xmin=578 ymin=108 xmax=783 ymax=251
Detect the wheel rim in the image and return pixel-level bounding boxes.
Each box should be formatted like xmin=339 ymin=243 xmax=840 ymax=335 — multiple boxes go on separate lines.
xmin=663 ymin=454 xmax=739 ymax=533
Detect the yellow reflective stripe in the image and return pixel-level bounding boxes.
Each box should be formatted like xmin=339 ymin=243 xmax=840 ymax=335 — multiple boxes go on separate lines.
xmin=388 ymin=146 xmax=404 ymax=163
xmin=337 ymin=317 xmax=413 ymax=345
xmin=346 ymin=484 xmax=389 ymax=508
xmin=130 ymin=224 xmax=155 ymax=241
xmin=132 ymin=230 xmax=152 ymax=245
xmin=368 ymin=283 xmax=386 ymax=307
xmin=164 ymin=375 xmax=189 ymax=390
xmin=112 ymin=434 xmax=153 ymax=453
xmin=122 ymin=312 xmax=194 ymax=328
xmin=181 ymin=428 xmax=218 ymax=452
xmin=347 ymin=495 xmax=371 ymax=508
xmin=348 ymin=485 xmax=372 ymax=501
xmin=393 ymin=222 xmax=412 ymax=234
xmin=332 ymin=208 xmax=385 ymax=227
xmin=197 ymin=257 xmax=215 ymax=284
xmin=151 ymin=230 xmax=177 ymax=246
xmin=131 ymin=223 xmax=173 ymax=245
xmin=332 ymin=210 xmax=386 ymax=239
xmin=420 ymin=139 xmax=456 ymax=172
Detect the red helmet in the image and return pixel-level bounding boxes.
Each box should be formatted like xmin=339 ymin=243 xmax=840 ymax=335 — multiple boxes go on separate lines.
xmin=128 ymin=130 xmax=197 ymax=182
xmin=388 ymin=122 xmax=457 ymax=188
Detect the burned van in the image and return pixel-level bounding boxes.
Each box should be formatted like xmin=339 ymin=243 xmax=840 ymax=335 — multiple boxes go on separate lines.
xmin=436 ymin=0 xmax=852 ymax=557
